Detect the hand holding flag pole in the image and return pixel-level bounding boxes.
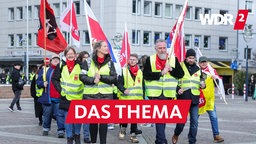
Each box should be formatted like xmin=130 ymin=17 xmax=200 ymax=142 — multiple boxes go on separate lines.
xmin=196 ymin=47 xmax=227 ymax=104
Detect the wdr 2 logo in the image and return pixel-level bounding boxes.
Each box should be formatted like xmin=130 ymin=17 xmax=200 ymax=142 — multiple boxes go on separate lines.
xmin=199 ymin=10 xmax=249 ymax=30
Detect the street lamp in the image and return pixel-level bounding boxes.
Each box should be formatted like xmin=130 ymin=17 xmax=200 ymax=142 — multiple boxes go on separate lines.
xmin=243 ymin=24 xmax=253 ymax=102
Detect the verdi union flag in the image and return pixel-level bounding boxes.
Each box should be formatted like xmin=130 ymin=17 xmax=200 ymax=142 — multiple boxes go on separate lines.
xmin=119 ymin=24 xmax=130 ymax=68
xmin=37 ymin=0 xmax=67 ymax=54
xmin=60 ymin=0 xmax=80 ymax=48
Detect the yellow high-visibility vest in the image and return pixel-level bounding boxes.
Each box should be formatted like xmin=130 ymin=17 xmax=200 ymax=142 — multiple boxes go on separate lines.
xmin=84 ymin=61 xmax=113 ymax=95
xmin=60 ymin=64 xmax=84 ymax=100
xmin=144 ymin=54 xmax=178 ymax=98
xmin=179 ymin=62 xmax=201 ymax=95
xmin=118 ymin=67 xmax=143 ymax=100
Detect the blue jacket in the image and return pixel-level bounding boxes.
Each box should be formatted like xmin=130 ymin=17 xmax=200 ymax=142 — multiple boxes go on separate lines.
xmin=37 ymin=66 xmax=59 ymax=104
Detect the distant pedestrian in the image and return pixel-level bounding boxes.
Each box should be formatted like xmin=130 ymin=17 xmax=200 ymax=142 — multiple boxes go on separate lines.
xmin=0 ymin=70 xmax=7 ymax=84
xmin=8 ymin=63 xmax=25 ymax=112
xmin=248 ymin=74 xmax=255 ymax=97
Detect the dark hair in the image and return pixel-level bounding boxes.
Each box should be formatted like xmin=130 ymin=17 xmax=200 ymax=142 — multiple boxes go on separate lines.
xmin=130 ymin=53 xmax=139 ymax=60
xmin=77 ymin=51 xmax=90 ymax=62
xmin=139 ymin=55 xmax=148 ymax=70
xmin=64 ymin=46 xmax=76 ymax=56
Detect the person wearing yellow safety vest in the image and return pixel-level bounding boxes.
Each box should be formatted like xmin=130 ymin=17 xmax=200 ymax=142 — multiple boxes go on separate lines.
xmin=52 ymin=46 xmax=84 ymax=144
xmin=80 ymin=40 xmax=117 ymax=144
xmin=172 ymin=49 xmax=206 ymax=144
xmin=143 ymin=39 xmax=184 ymax=144
xmin=116 ymin=53 xmax=143 ymax=143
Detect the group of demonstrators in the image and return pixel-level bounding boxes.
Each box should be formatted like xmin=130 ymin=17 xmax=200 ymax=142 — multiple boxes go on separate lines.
xmin=8 ymin=38 xmax=224 ymax=144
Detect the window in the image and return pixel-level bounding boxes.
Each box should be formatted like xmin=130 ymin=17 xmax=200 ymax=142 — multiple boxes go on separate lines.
xmin=203 ymin=36 xmax=210 ymax=49
xmin=34 ymin=5 xmax=39 ymax=19
xmin=25 ymin=6 xmax=32 ymax=19
xmin=83 ymin=31 xmax=90 ymax=45
xmin=154 ymin=32 xmax=162 ymax=43
xmin=34 ymin=33 xmax=38 ymax=46
xmin=155 ymin=3 xmax=162 ymax=17
xmin=17 ymin=7 xmax=23 ymax=20
xmin=219 ymin=37 xmax=227 ymax=50
xmin=244 ymin=48 xmax=252 ymax=60
xmin=165 ymin=33 xmax=169 ymax=40
xmin=53 ymin=3 xmax=60 ymax=17
xmin=175 ymin=5 xmax=182 ymax=18
xmin=143 ymin=31 xmax=151 ymax=45
xmin=8 ymin=8 xmax=14 ymax=21
xmin=144 ymin=1 xmax=152 ymax=16
xmin=74 ymin=1 xmax=80 ymax=15
xmin=132 ymin=30 xmax=140 ymax=45
xmin=195 ymin=7 xmax=202 ymax=20
xmin=219 ymin=10 xmax=228 ymax=22
xmin=62 ymin=31 xmax=70 ymax=42
xmin=25 ymin=33 xmax=32 ymax=46
xmin=204 ymin=8 xmax=211 ymax=15
xmin=132 ymin=0 xmax=141 ymax=14
xmin=245 ymin=1 xmax=253 ymax=13
xmin=86 ymin=0 xmax=91 ymax=6
xmin=8 ymin=34 xmax=14 ymax=47
xmin=165 ymin=4 xmax=173 ymax=18
xmin=194 ymin=35 xmax=201 ymax=47
xmin=185 ymin=34 xmax=192 ymax=47
xmin=186 ymin=6 xmax=192 ymax=19
xmin=16 ymin=34 xmax=23 ymax=47
xmin=62 ymin=2 xmax=67 ymax=12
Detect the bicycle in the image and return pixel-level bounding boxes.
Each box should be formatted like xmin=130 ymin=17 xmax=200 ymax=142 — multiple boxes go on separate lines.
xmin=227 ymin=87 xmax=239 ymax=96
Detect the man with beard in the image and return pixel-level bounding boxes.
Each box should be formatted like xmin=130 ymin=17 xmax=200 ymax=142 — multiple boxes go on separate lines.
xmin=143 ymin=39 xmax=184 ymax=144
xmin=172 ymin=49 xmax=206 ymax=144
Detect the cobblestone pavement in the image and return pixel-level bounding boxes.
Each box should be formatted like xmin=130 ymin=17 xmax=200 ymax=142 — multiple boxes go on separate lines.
xmin=0 ymin=96 xmax=256 ymax=144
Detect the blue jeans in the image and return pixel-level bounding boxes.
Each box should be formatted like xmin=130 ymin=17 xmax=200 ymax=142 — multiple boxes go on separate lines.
xmin=155 ymin=123 xmax=167 ymax=144
xmin=83 ymin=124 xmax=90 ymax=139
xmin=64 ymin=110 xmax=82 ymax=138
xmin=174 ymin=104 xmax=199 ymax=144
xmin=207 ymin=105 xmax=219 ymax=138
xmin=42 ymin=102 xmax=65 ymax=133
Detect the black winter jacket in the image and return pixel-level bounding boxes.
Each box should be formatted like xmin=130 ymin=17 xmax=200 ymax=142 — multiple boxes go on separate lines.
xmin=79 ymin=54 xmax=117 ymax=100
xmin=11 ymin=68 xmax=23 ymax=91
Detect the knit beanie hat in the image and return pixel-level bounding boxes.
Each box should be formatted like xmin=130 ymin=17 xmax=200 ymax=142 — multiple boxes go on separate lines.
xmin=186 ymin=49 xmax=196 ymax=58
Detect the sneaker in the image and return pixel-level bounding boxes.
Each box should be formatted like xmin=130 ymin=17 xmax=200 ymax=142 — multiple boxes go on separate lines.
xmin=214 ymin=135 xmax=224 ymax=143
xmin=108 ymin=124 xmax=115 ymax=130
xmin=8 ymin=107 xmax=14 ymax=112
xmin=17 ymin=107 xmax=22 ymax=111
xmin=119 ymin=127 xmax=126 ymax=140
xmin=42 ymin=131 xmax=48 ymax=136
xmin=172 ymin=134 xmax=178 ymax=144
xmin=134 ymin=129 xmax=142 ymax=135
xmin=129 ymin=133 xmax=139 ymax=143
xmin=58 ymin=133 xmax=65 ymax=138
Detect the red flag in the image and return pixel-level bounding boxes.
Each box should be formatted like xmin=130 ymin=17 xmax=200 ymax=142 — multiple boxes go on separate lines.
xmin=60 ymin=0 xmax=80 ymax=48
xmin=37 ymin=0 xmax=67 ymax=54
xmin=169 ymin=0 xmax=188 ymax=62
xmin=120 ymin=25 xmax=131 ymax=68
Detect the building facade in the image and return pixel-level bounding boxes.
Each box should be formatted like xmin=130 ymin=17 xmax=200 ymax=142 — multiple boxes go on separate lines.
xmin=1 ymin=0 xmax=251 ymax=88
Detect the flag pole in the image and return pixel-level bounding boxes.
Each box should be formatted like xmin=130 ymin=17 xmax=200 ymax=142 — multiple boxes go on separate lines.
xmin=125 ymin=23 xmax=129 ymax=87
xmin=43 ymin=0 xmax=47 ymax=92
xmin=84 ymin=0 xmax=93 ymax=53
xmin=69 ymin=0 xmax=73 ymax=46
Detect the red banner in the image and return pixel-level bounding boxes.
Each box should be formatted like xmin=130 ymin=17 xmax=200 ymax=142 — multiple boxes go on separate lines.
xmin=66 ymin=100 xmax=191 ymax=123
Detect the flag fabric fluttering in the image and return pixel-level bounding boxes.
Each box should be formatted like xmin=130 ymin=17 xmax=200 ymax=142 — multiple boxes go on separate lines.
xmin=166 ymin=0 xmax=188 ymax=62
xmin=37 ymin=0 xmax=67 ymax=54
xmin=60 ymin=0 xmax=80 ymax=48
xmin=196 ymin=47 xmax=227 ymax=112
xmin=83 ymin=1 xmax=121 ymax=75
xmin=119 ymin=24 xmax=130 ymax=68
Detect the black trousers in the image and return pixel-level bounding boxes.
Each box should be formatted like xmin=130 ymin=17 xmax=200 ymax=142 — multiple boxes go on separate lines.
xmin=120 ymin=123 xmax=138 ymax=133
xmin=90 ymin=123 xmax=107 ymax=144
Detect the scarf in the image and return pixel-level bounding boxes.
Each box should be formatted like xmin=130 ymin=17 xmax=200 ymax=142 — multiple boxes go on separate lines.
xmin=66 ymin=59 xmax=75 ymax=72
xmin=129 ymin=65 xmax=139 ymax=76
xmin=97 ymin=56 xmax=105 ymax=65
xmin=155 ymin=54 xmax=166 ymax=70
